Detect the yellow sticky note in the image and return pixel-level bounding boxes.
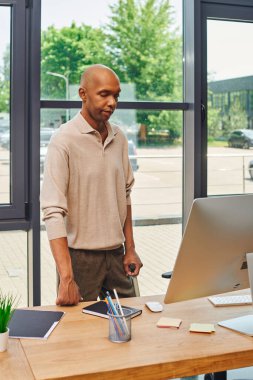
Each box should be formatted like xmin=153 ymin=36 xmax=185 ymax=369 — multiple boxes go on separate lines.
xmin=157 ymin=317 xmax=182 ymax=328
xmin=189 ymin=323 xmax=215 ymax=333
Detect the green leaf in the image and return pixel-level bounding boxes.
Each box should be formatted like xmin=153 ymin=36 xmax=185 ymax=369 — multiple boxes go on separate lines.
xmin=0 ymin=290 xmax=18 ymax=333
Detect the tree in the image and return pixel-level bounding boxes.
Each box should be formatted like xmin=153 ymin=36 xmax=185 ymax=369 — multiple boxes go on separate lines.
xmin=148 ymin=110 xmax=181 ymax=143
xmin=208 ymin=90 xmax=222 ymax=140
xmin=208 ymin=106 xmax=221 ymax=140
xmin=222 ymin=98 xmax=248 ymax=137
xmin=0 ymin=47 xmax=10 ymax=113
xmin=0 ymin=2 xmax=183 ymax=144
xmin=106 ymin=0 xmax=182 ymax=142
xmin=106 ymin=0 xmax=181 ymax=101
xmin=41 ymin=23 xmax=108 ymax=99
xmin=0 ymin=79 xmax=9 ymax=113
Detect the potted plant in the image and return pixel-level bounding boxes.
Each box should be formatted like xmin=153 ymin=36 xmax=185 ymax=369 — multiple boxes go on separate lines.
xmin=0 ymin=291 xmax=17 ymax=352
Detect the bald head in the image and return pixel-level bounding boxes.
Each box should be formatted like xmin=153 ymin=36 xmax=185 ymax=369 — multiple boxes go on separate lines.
xmin=78 ymin=64 xmax=121 ymax=129
xmin=80 ymin=64 xmax=119 ymax=89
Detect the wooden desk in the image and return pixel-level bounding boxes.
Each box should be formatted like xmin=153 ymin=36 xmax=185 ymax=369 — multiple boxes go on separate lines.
xmin=2 ymin=293 xmax=253 ymax=380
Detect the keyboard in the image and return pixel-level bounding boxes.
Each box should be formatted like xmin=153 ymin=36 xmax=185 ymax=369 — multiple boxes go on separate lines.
xmin=208 ymin=294 xmax=252 ymax=306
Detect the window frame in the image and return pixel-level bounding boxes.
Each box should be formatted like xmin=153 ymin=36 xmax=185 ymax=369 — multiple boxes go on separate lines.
xmin=3 ymin=0 xmax=253 ymax=306
xmin=201 ymin=0 xmax=253 ymax=197
xmin=0 ymin=0 xmax=27 ymax=221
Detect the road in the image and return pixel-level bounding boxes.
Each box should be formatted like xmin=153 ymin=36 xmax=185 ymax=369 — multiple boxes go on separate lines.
xmin=132 ymin=146 xmax=253 ymax=220
xmin=1 ymin=145 xmax=253 ymax=220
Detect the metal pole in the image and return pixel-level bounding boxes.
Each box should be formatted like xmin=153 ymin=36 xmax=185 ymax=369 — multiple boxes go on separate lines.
xmin=65 ymin=76 xmax=69 ymax=121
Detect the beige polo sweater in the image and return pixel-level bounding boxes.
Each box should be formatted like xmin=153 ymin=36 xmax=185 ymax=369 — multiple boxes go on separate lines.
xmin=40 ymin=112 xmax=134 ymax=250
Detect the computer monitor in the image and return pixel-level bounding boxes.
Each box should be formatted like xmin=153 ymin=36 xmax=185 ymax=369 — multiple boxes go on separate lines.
xmin=164 ymin=194 xmax=253 ymax=304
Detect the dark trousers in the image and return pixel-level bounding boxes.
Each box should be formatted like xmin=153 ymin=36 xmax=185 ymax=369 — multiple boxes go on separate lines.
xmin=69 ymin=245 xmax=136 ymax=301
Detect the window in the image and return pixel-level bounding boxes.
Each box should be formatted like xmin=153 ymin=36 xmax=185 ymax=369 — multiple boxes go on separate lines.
xmin=0 ymin=0 xmax=38 ymax=307
xmin=0 ymin=2 xmax=26 ymax=220
xmin=1 ymin=0 xmax=252 ymax=308
xmin=207 ymin=16 xmax=253 ymax=198
xmin=40 ymin=0 xmax=184 ymax=302
xmin=0 ymin=7 xmax=11 ymax=205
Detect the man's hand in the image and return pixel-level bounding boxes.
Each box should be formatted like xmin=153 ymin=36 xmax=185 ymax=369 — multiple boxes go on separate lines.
xmin=123 ymin=247 xmax=143 ymax=276
xmin=56 ymin=278 xmax=82 ymax=306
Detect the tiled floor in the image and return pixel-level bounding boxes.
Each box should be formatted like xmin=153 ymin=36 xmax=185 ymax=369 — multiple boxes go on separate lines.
xmin=0 ymin=223 xmax=182 ymax=305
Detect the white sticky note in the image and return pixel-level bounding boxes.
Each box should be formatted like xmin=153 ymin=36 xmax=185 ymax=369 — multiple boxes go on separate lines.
xmin=156 ymin=317 xmax=182 ymax=328
xmin=189 ymin=323 xmax=215 ymax=333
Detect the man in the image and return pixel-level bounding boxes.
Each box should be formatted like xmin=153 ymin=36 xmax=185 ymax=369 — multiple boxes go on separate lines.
xmin=41 ymin=64 xmax=143 ymax=305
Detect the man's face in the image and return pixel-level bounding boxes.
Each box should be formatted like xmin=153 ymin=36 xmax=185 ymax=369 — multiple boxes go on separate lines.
xmin=80 ymin=70 xmax=121 ymax=127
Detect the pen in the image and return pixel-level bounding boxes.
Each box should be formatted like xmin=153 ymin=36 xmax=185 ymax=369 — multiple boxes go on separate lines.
xmin=113 ymin=288 xmax=130 ymax=336
xmin=105 ymin=298 xmax=121 ymax=338
xmin=106 ymin=292 xmax=125 ymax=335
xmin=106 ymin=291 xmax=118 ymax=315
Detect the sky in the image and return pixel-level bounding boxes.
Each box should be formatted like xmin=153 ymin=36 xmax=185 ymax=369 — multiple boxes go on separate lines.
xmin=41 ymin=0 xmax=118 ymax=30
xmin=0 ymin=0 xmax=181 ymax=70
xmin=0 ymin=7 xmax=10 ymax=64
xmin=40 ymin=0 xmax=182 ymax=30
xmin=207 ymin=20 xmax=253 ymax=81
xmin=0 ymin=1 xmax=252 ymax=81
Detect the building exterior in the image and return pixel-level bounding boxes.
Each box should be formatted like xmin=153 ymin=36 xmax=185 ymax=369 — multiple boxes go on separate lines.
xmin=209 ymin=76 xmax=253 ymax=129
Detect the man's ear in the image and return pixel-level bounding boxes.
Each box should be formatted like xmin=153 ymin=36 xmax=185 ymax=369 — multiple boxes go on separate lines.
xmin=79 ymin=87 xmax=86 ymax=101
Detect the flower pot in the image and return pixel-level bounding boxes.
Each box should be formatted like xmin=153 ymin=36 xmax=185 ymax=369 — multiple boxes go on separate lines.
xmin=0 ymin=328 xmax=9 ymax=352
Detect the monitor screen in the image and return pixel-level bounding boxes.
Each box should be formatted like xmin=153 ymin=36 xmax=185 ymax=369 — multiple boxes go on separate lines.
xmin=164 ymin=194 xmax=253 ymax=304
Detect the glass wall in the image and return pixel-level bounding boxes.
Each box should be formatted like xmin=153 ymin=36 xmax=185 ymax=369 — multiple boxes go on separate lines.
xmin=0 ymin=3 xmax=28 ymax=304
xmin=40 ymin=0 xmax=183 ymax=303
xmin=0 ymin=231 xmax=28 ymax=307
xmin=5 ymin=0 xmax=253 ymax=306
xmin=0 ymin=7 xmax=11 ymax=204
xmin=207 ymin=19 xmax=253 ymax=197
xmin=41 ymin=0 xmax=183 ymax=103
xmin=40 ymin=106 xmax=182 ymax=303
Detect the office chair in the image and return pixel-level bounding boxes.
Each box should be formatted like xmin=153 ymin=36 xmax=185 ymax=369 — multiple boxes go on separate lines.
xmin=204 ymin=372 xmax=227 ymax=380
xmin=161 ymin=270 xmax=173 ymax=279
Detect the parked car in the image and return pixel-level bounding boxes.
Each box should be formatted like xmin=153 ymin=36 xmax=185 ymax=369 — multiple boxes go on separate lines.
xmin=40 ymin=139 xmax=139 ymax=177
xmin=228 ymin=129 xmax=253 ymax=149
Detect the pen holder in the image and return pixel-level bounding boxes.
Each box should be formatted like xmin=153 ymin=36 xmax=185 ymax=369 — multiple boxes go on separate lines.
xmin=107 ymin=307 xmax=132 ymax=343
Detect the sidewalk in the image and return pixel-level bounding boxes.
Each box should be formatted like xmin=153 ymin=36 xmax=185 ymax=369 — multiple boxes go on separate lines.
xmin=0 ymin=224 xmax=182 ymax=306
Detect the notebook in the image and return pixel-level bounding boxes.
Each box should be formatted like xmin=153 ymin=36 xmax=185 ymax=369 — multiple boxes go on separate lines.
xmin=8 ymin=309 xmax=65 ymax=339
xmin=82 ymin=300 xmax=142 ymax=319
